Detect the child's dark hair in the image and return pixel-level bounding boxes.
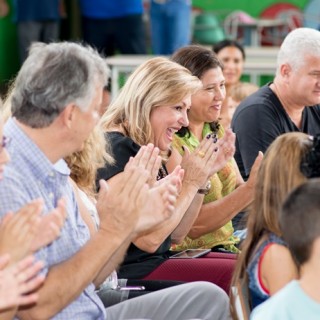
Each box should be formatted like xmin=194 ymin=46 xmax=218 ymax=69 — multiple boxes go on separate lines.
xmin=300 ymin=134 xmax=320 ymax=178
xmin=281 ymin=178 xmax=320 ymax=265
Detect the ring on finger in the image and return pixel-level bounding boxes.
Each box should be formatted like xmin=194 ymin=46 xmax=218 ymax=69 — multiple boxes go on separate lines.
xmin=197 ymin=151 xmax=205 ymax=158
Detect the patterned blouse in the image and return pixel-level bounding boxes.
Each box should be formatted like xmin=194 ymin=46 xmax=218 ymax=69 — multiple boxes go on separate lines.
xmin=170 ymin=123 xmax=239 ymax=253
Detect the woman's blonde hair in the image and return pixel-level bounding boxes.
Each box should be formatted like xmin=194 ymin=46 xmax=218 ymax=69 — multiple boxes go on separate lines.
xmin=65 ymin=121 xmax=114 ymax=197
xmin=0 ymin=78 xmax=16 ymax=121
xmin=230 ymin=132 xmax=312 ymax=319
xmin=100 ymin=57 xmax=202 ymax=146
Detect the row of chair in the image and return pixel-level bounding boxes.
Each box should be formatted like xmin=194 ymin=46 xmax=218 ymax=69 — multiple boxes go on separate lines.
xmin=192 ymin=6 xmax=306 ymax=46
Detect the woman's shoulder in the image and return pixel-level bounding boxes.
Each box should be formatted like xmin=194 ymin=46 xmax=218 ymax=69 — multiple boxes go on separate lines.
xmin=268 ymin=233 xmax=286 ymax=246
xmin=97 ymin=132 xmax=141 ymax=181
xmin=106 ymin=131 xmax=140 ymax=154
xmin=107 ymin=131 xmax=132 ymax=144
xmin=249 ymin=233 xmax=286 ymax=267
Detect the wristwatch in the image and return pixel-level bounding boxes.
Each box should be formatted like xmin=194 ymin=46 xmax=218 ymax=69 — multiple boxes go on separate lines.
xmin=198 ymin=180 xmax=211 ymax=195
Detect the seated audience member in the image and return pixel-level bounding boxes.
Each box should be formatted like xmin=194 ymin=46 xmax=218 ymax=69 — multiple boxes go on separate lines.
xmin=65 ymin=125 xmax=184 ymax=306
xmin=232 ymin=28 xmax=320 ymax=180
xmin=213 ymin=40 xmax=246 ymax=129
xmin=99 ymin=56 xmax=237 ymax=288
xmin=0 ymin=41 xmax=230 ymax=319
xmin=251 ymin=178 xmax=320 ymax=319
xmin=169 ymin=45 xmax=262 ymax=251
xmin=0 ymin=116 xmax=66 ymax=319
xmin=230 ymin=132 xmax=320 ymax=317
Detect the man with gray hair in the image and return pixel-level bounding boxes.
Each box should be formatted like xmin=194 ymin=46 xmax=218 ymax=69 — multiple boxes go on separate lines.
xmin=232 ymin=27 xmax=320 ymax=179
xmin=0 ymin=42 xmax=231 ymax=319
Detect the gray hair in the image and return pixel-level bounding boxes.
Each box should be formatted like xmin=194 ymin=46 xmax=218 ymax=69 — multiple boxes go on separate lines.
xmin=276 ymin=27 xmax=320 ymax=75
xmin=11 ymin=42 xmax=109 ymax=128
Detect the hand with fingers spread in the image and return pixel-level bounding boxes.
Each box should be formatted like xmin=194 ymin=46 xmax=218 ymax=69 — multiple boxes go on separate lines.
xmin=154 ymin=165 xmax=184 ymax=194
xmin=209 ymin=128 xmax=236 ymax=177
xmin=180 ymin=133 xmax=219 ymax=189
xmin=0 ymin=198 xmax=67 ymax=264
xmin=30 ymin=198 xmax=67 ymax=252
xmin=96 ymin=145 xmax=153 ymax=236
xmin=0 ymin=200 xmax=42 ymax=263
xmin=0 ymin=254 xmax=44 ymax=311
xmin=143 ymin=145 xmax=162 ymax=187
xmin=97 ymin=143 xmax=182 ymax=237
xmin=130 ymin=145 xmax=184 ymax=234
xmin=135 ymin=168 xmax=181 ymax=235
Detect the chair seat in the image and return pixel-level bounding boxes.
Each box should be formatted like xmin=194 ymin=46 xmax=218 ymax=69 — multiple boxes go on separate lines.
xmin=143 ymin=252 xmax=238 ymax=293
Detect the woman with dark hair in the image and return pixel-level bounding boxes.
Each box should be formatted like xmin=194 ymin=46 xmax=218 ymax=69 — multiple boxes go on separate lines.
xmin=213 ymin=39 xmax=248 ymax=129
xmin=169 ymin=45 xmax=262 ymax=253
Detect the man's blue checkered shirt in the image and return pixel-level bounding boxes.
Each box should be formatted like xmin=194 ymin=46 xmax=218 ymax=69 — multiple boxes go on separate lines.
xmin=0 ymin=118 xmax=106 ymax=319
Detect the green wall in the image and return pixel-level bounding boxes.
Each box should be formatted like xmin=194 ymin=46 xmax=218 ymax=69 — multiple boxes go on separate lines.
xmin=0 ymin=0 xmax=312 ymax=89
xmin=0 ymin=0 xmax=19 ymax=87
xmin=0 ymin=0 xmax=81 ymax=91
xmin=193 ymin=0 xmax=309 ymax=18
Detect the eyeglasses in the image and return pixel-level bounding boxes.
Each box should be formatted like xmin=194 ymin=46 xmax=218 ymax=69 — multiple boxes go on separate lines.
xmin=0 ymin=136 xmax=10 ymax=153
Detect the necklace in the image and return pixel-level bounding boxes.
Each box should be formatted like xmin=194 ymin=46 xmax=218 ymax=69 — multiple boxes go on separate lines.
xmin=157 ymin=164 xmax=168 ymax=180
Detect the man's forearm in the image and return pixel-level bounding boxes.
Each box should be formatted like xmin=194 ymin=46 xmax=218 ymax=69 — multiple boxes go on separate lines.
xmin=17 ymin=230 xmax=131 ymax=320
xmin=93 ymin=236 xmax=132 ymax=287
xmin=171 ymin=183 xmax=202 ymax=244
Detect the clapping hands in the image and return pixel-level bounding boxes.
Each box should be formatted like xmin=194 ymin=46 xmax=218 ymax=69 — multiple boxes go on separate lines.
xmin=0 ymin=198 xmax=67 ymax=263
xmin=97 ymin=144 xmax=182 ymax=237
xmin=0 ymin=254 xmax=44 ymax=311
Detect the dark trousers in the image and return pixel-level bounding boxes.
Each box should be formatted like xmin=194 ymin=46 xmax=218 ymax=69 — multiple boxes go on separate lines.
xmin=17 ymin=20 xmax=59 ymax=63
xmin=82 ymin=14 xmax=147 ymax=56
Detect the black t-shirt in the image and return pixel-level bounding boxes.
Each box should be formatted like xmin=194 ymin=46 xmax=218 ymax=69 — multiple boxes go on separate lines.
xmin=231 ymin=84 xmax=320 ymax=179
xmin=97 ymin=131 xmax=172 ymax=279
